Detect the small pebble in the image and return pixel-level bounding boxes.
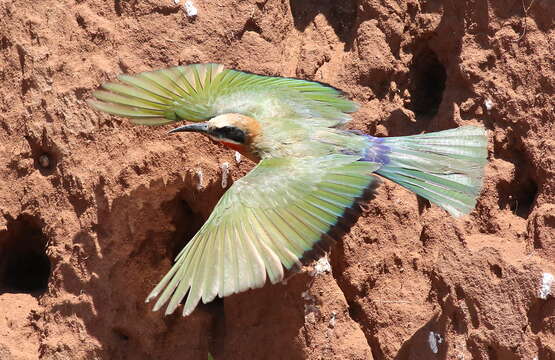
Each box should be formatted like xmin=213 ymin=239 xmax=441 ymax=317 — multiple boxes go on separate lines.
xmin=38 ymin=154 xmax=50 ymax=168
xmin=220 ymin=162 xmax=229 ymax=188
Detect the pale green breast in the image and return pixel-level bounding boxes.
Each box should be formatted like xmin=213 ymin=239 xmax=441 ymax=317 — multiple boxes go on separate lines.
xmin=251 ymin=118 xmax=369 ymax=160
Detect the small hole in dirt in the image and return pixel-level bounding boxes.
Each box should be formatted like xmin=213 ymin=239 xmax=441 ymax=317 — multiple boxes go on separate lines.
xmin=419 ymin=224 xmax=431 ymax=246
xmin=75 ymin=14 xmax=86 ymax=29
xmin=25 ymin=134 xmax=60 ymax=176
xmin=490 ymin=264 xmax=503 ymax=278
xmin=498 ymin=175 xmax=538 ymax=219
xmin=407 ymin=46 xmax=447 ymax=117
xmin=455 ymin=285 xmax=465 ymax=300
xmin=35 ymin=150 xmax=58 ymax=175
xmin=0 ymin=215 xmax=51 ymax=295
xmin=515 ymin=179 xmax=538 ymax=218
xmin=240 ymin=18 xmax=262 ymax=38
xmin=0 ymin=36 xmax=12 ymax=50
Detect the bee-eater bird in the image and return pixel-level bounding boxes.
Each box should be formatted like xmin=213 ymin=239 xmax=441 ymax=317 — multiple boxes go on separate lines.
xmin=88 ymin=63 xmax=487 ymax=316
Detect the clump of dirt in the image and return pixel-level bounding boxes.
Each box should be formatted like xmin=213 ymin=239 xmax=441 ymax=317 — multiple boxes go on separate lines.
xmin=0 ymin=0 xmax=553 ymax=359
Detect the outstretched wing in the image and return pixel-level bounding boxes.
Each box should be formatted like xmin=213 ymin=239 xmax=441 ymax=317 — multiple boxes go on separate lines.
xmin=88 ymin=63 xmax=357 ymax=127
xmin=146 ymin=155 xmax=380 ymax=316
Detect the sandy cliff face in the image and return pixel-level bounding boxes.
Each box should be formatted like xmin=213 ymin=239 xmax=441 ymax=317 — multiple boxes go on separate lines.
xmin=0 ymin=0 xmax=553 ymax=359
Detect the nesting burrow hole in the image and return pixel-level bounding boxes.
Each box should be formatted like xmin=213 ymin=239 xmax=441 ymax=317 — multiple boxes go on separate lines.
xmin=496 ymin=156 xmax=539 ymax=219
xmin=407 ymin=45 xmax=447 ymax=118
xmin=163 ymin=188 xmax=207 ymax=262
xmin=97 ymin=178 xmax=214 ymax=344
xmin=0 ymin=215 xmax=51 ymax=294
xmin=498 ymin=176 xmax=538 ymax=219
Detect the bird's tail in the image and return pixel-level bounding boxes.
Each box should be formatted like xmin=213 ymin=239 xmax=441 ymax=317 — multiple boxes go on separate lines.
xmin=365 ymin=126 xmax=488 ymax=217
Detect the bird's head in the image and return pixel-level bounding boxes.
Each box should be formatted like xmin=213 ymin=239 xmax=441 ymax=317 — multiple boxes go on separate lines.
xmin=169 ymin=113 xmax=261 ymax=161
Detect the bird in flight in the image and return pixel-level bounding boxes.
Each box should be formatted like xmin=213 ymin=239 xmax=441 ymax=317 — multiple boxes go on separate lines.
xmin=88 ymin=63 xmax=487 ymax=316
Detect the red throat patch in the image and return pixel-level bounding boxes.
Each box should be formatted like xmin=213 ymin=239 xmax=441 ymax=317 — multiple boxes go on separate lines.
xmin=219 ymin=141 xmax=259 ymax=162
xmin=220 ymin=141 xmax=245 ymax=153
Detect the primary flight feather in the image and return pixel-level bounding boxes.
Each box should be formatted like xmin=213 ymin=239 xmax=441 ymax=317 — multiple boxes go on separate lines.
xmin=88 ymin=63 xmax=487 ymax=316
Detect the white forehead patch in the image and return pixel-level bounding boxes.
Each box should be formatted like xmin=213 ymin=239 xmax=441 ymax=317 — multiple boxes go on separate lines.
xmin=209 ymin=114 xmax=237 ymax=128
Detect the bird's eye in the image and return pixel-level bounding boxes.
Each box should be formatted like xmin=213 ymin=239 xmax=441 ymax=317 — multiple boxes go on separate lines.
xmin=213 ymin=126 xmax=246 ymax=144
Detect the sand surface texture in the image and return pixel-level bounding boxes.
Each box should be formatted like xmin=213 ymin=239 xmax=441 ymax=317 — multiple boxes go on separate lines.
xmin=0 ymin=0 xmax=554 ymax=359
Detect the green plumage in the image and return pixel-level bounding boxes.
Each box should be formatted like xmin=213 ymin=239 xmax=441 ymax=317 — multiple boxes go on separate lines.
xmin=88 ymin=63 xmax=488 ymax=316
xmin=88 ymin=63 xmax=357 ymax=126
xmin=146 ymin=155 xmax=379 ymax=316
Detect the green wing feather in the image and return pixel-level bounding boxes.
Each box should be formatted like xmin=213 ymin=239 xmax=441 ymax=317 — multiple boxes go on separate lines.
xmin=146 ymin=155 xmax=380 ymax=316
xmin=88 ymin=63 xmax=358 ymax=126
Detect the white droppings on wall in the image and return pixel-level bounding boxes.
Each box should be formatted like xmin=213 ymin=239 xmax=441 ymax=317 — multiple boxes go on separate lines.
xmin=183 ymin=1 xmax=198 ymax=17
xmin=484 ymin=98 xmax=494 ymax=111
xmin=428 ymin=331 xmax=443 ymax=354
xmin=312 ymin=256 xmax=331 ymax=276
xmin=329 ymin=311 xmax=337 ymax=328
xmin=220 ymin=162 xmax=230 ymax=188
xmin=539 ymin=272 xmax=554 ymax=299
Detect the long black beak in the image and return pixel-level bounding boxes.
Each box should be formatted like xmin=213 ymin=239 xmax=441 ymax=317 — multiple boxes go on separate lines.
xmin=168 ymin=123 xmax=209 ymax=134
